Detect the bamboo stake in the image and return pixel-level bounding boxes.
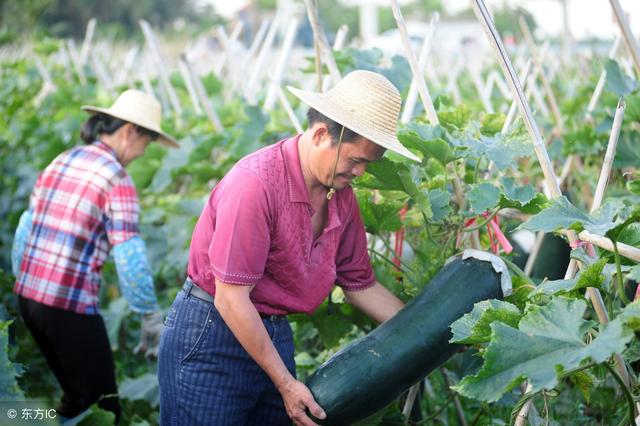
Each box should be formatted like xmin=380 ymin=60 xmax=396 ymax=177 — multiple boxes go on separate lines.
xmin=180 ymin=54 xmax=224 ymax=132
xmin=401 ymin=12 xmax=439 ymax=124
xmin=502 ymin=60 xmax=532 ymax=133
xmin=244 ymin=19 xmax=270 ymax=68
xmin=178 ymin=57 xmax=203 ymax=114
xmin=247 ymin=13 xmax=281 ymax=95
xmin=265 ymin=18 xmax=299 ymax=111
xmin=593 ymin=99 xmax=625 ymax=209
xmin=608 ymin=0 xmax=640 ymax=77
xmin=33 ymin=56 xmax=57 ymax=106
xmin=468 ymin=65 xmax=494 ymax=113
xmin=276 ymin=86 xmax=303 ymax=133
xmin=390 ymin=0 xmax=439 ymax=124
xmin=445 ymin=59 xmax=464 ymax=104
xmin=518 ymin=16 xmax=564 ymax=129
xmin=65 ymin=39 xmax=87 ymax=86
xmin=322 ymin=24 xmax=349 ymax=92
xmin=120 ymin=46 xmax=140 ymax=88
xmin=79 ymin=18 xmax=96 ymax=66
xmin=489 ymin=70 xmax=512 ymax=100
xmin=139 ymin=20 xmax=183 ymax=118
xmin=89 ymin=50 xmax=116 ymax=96
xmin=304 ymin=0 xmax=342 ymax=84
xmin=401 ymin=381 xmax=420 ymax=420
xmin=586 ymin=36 xmax=622 ymax=118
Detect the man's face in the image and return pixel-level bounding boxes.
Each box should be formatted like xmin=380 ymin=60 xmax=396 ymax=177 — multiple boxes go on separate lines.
xmin=315 ymin=130 xmax=386 ymax=190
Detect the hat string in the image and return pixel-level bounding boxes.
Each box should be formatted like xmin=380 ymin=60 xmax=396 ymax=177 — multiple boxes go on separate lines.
xmin=326 ymin=126 xmax=345 ymax=200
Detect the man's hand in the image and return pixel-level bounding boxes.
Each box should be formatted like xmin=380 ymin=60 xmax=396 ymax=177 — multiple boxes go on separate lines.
xmin=135 ymin=310 xmax=164 ymax=357
xmin=278 ymin=378 xmax=326 ymax=426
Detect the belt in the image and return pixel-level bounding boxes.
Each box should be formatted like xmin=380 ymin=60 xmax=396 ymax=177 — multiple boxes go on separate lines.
xmin=184 ymin=278 xmax=285 ymax=322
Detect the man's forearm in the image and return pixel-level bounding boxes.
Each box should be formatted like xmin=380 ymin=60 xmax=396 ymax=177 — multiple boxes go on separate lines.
xmin=344 ymin=281 xmax=404 ymax=323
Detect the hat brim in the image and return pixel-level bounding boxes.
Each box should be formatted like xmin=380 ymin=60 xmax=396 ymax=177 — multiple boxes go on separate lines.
xmin=286 ymin=86 xmax=420 ymax=162
xmin=81 ymin=106 xmax=179 ymax=148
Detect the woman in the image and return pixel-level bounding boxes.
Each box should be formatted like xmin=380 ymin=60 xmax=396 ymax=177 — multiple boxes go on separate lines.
xmin=11 ymin=89 xmax=178 ymax=423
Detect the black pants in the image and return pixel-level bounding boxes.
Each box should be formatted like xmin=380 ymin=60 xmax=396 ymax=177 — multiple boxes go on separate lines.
xmin=18 ymin=296 xmax=121 ymax=423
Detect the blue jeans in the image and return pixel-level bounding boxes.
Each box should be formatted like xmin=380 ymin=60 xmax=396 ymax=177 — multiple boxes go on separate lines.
xmin=158 ymin=280 xmax=295 ymax=425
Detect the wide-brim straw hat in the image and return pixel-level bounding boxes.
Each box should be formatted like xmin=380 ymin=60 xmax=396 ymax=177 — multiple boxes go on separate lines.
xmin=81 ymin=89 xmax=178 ymax=148
xmin=287 ymin=70 xmax=420 ymax=162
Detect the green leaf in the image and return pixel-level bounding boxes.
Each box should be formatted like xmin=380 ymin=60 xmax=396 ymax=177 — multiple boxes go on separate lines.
xmin=0 ymin=321 xmax=23 ymax=400
xmin=311 ymin=308 xmax=353 ymax=348
xmin=72 ymin=404 xmax=116 ymax=426
xmin=120 ymin=373 xmax=159 ymax=408
xmin=357 ymin=157 xmax=408 ymax=191
xmin=453 ymin=297 xmax=633 ymax=402
xmin=605 ymin=59 xmax=639 ymax=97
xmin=627 ymin=180 xmax=640 ymax=195
xmin=501 ymin=178 xmax=536 ymax=206
xmin=438 ymin=104 xmax=472 ymax=131
xmin=455 ymin=132 xmax=532 ymax=171
xmin=498 ymin=178 xmax=547 ymax=214
xmin=427 ymin=189 xmax=452 ymax=222
xmin=518 ymin=197 xmax=618 ymax=235
xmin=355 ymin=191 xmax=403 ymax=235
xmin=480 ymin=112 xmax=506 ymax=135
xmin=398 ymin=132 xmax=455 ymax=165
xmin=468 ymin=183 xmax=501 ymax=214
xmin=450 ymin=300 xmax=522 ymax=345
xmin=568 ymin=370 xmax=595 ymax=403
xmin=575 ymin=258 xmax=607 ymax=290
xmin=398 ymin=169 xmax=432 ymax=218
xmin=528 ymin=259 xmax=606 ymax=298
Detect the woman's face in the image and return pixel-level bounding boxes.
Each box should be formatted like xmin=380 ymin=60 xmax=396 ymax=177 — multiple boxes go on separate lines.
xmin=120 ymin=124 xmax=154 ymax=165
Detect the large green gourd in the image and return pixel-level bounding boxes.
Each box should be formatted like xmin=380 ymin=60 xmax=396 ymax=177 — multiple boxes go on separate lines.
xmin=306 ymin=257 xmax=505 ymax=425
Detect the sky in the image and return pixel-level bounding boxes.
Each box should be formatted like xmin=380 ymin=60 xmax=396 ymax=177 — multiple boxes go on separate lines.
xmin=206 ymin=0 xmax=640 ymax=40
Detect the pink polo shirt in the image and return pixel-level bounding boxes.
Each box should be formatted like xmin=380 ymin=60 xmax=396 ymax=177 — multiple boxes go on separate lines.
xmin=187 ymin=135 xmax=375 ymax=315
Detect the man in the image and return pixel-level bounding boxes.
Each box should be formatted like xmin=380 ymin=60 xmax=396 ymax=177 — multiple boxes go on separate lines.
xmin=158 ymin=70 xmax=421 ymax=425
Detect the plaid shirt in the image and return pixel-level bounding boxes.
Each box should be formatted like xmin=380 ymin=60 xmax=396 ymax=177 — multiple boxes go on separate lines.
xmin=14 ymin=141 xmax=140 ymax=314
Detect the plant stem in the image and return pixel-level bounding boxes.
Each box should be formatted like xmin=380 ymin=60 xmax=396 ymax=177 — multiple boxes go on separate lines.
xmin=604 ymin=361 xmax=635 ymax=424
xmin=368 ymin=248 xmax=405 ymax=274
xmin=463 ymin=208 xmax=499 ymax=232
xmin=612 ymin=240 xmax=631 ymax=304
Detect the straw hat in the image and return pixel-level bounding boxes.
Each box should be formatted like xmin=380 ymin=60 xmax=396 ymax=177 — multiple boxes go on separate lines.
xmin=81 ymin=89 xmax=178 ymax=148
xmin=287 ymin=70 xmax=420 ymax=162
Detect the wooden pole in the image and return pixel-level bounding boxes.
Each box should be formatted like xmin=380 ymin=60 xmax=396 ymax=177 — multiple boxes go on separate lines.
xmin=586 ymin=35 xmax=622 ymax=118
xmin=79 ymin=18 xmax=96 ymax=66
xmin=247 ymin=13 xmax=281 ymax=96
xmin=304 ymin=0 xmax=342 ymax=84
xmin=178 ymin=57 xmax=203 ymax=114
xmin=322 ymin=24 xmax=349 ymax=92
xmin=390 ymin=0 xmax=439 ymax=124
xmin=401 ymin=13 xmax=439 ymax=124
xmin=265 ymin=18 xmax=299 ymax=111
xmin=518 ymin=16 xmax=564 ymax=129
xmin=139 ymin=20 xmax=183 ymax=119
xmin=608 ymin=0 xmax=640 ymax=77
xmin=276 ymin=86 xmax=303 ymax=133
xmin=180 ymin=54 xmax=224 ymax=132
xmin=65 ymin=39 xmax=87 ymax=86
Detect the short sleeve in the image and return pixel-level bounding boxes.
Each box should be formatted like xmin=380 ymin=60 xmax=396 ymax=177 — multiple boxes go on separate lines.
xmin=105 ymin=172 xmax=140 ymax=246
xmin=208 ymin=169 xmax=272 ymax=285
xmin=335 ymin=194 xmax=375 ymax=291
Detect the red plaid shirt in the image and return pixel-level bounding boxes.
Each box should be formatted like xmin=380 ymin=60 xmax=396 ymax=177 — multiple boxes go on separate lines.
xmin=14 ymin=141 xmax=140 ymax=314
